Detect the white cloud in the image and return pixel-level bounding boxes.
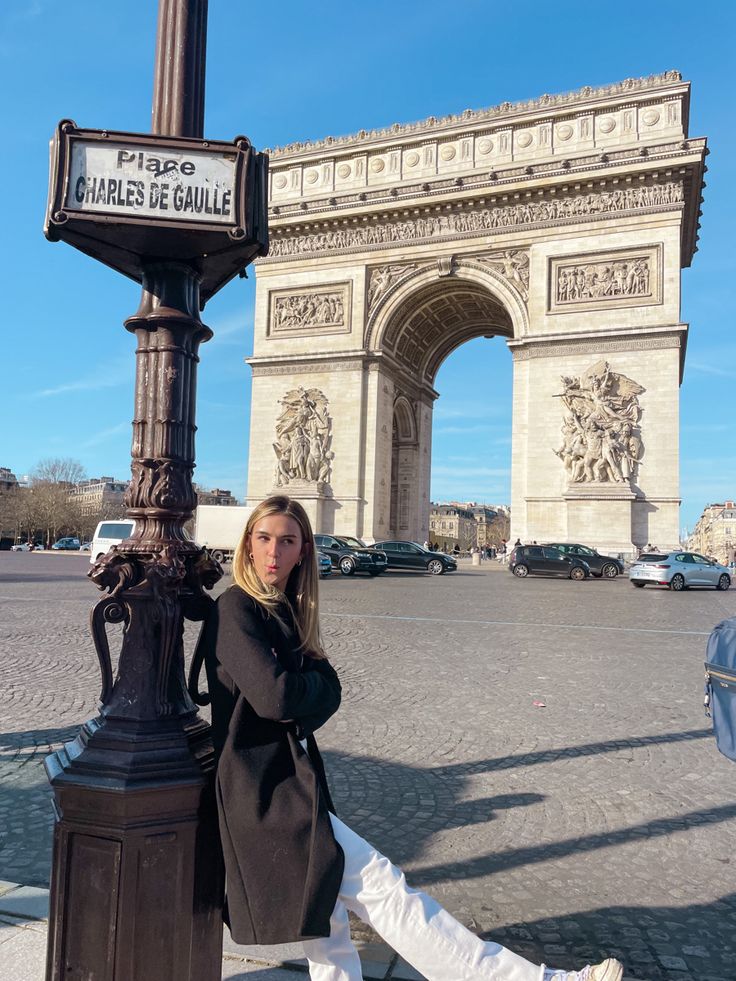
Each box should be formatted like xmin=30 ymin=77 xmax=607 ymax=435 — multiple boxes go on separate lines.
xmin=79 ymin=422 xmax=129 ymax=449
xmin=432 ymin=465 xmax=510 ymax=479
xmin=688 ymin=361 xmax=736 ymax=380
xmin=433 ymin=401 xmax=508 ymax=421
xmin=29 ymin=375 xmax=128 ymax=400
xmin=208 ymin=309 xmax=254 ymax=345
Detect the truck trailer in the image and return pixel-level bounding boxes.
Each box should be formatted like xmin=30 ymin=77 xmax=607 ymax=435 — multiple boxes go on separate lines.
xmin=193 ymin=505 xmax=253 ymax=563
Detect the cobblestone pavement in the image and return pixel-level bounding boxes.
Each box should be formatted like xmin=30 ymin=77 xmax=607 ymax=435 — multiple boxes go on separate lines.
xmin=2 ymin=552 xmax=736 ymax=980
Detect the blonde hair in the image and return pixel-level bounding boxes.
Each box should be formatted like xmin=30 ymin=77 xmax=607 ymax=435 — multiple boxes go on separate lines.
xmin=231 ymin=495 xmax=325 ymax=658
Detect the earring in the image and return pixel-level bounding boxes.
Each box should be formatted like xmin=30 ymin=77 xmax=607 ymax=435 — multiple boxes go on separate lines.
xmin=297 ymin=559 xmax=302 ymax=566
xmin=249 ymin=552 xmax=254 ymax=560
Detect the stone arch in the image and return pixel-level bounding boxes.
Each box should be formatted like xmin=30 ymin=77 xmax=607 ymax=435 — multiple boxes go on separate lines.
xmin=367 ymin=260 xmax=528 ymax=381
xmin=392 ymin=395 xmax=417 ymax=443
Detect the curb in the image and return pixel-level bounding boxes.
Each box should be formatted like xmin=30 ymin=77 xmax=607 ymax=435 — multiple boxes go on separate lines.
xmin=0 ymin=882 xmax=649 ymax=980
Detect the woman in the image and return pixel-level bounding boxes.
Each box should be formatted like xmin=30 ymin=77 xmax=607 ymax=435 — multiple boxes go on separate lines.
xmin=202 ymin=495 xmax=623 ymax=981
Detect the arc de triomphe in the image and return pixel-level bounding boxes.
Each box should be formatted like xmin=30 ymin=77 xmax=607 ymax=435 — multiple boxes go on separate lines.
xmin=245 ymin=72 xmax=706 ymax=555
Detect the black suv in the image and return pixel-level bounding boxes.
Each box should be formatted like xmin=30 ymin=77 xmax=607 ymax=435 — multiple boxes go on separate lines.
xmin=508 ymin=545 xmax=590 ymax=580
xmin=314 ymin=535 xmax=388 ymax=576
xmin=372 ymin=541 xmax=458 ymax=575
xmin=544 ymin=543 xmax=624 ymax=579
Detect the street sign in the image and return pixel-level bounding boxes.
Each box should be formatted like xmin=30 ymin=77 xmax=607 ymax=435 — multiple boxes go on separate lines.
xmin=45 ymin=121 xmax=269 ymax=303
xmin=66 ymin=140 xmax=237 ymax=224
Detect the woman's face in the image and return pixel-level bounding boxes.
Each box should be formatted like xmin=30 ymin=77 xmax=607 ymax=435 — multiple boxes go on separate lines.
xmin=248 ymin=513 xmax=306 ymax=592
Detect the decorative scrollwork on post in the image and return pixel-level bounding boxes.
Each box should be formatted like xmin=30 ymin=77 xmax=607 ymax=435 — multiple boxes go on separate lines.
xmin=554 ymin=360 xmax=645 ymax=485
xmin=273 ymin=387 xmax=333 ymax=486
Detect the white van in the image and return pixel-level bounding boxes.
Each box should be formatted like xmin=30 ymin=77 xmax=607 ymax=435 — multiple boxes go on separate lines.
xmin=90 ymin=519 xmax=136 ymax=564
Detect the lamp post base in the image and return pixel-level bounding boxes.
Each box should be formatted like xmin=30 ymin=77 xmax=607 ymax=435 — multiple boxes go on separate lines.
xmin=44 ymin=717 xmax=223 ymax=981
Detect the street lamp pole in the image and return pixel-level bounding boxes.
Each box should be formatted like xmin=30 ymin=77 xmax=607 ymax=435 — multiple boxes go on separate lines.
xmin=44 ymin=3 xmax=226 ymax=980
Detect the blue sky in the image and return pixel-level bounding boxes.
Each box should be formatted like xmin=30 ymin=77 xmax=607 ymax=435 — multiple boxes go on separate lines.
xmin=1 ymin=1 xmax=734 ymax=533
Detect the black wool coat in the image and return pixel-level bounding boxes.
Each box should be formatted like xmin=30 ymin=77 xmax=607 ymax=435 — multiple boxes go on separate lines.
xmin=202 ymin=585 xmax=344 ymax=945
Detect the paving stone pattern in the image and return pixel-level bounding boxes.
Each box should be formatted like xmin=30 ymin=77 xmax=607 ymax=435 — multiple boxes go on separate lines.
xmin=1 ymin=553 xmax=736 ymax=980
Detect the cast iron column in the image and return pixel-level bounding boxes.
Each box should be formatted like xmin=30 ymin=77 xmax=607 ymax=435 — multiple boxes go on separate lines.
xmin=44 ymin=3 xmax=224 ymax=980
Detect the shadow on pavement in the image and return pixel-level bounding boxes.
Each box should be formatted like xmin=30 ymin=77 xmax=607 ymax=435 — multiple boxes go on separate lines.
xmin=486 ymin=894 xmax=736 ymax=981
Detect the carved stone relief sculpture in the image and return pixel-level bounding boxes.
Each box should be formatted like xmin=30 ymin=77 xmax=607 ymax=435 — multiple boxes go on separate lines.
xmin=267 ymin=181 xmax=682 ymax=258
xmin=556 ymin=256 xmax=650 ymax=303
xmin=273 ymin=387 xmax=333 ymax=486
xmin=554 ymin=360 xmax=645 ymax=484
xmin=476 ymin=250 xmax=530 ymax=299
xmin=271 ymin=289 xmax=346 ymax=333
xmin=367 ymin=264 xmax=418 ymax=311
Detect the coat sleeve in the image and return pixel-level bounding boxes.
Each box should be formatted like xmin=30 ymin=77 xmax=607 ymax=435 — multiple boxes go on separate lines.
xmin=216 ymin=589 xmax=341 ymax=723
xmin=294 ymin=658 xmax=342 ymax=738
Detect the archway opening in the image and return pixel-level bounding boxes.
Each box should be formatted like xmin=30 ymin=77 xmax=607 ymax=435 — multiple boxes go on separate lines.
xmin=429 ymin=336 xmax=513 ymax=550
xmin=380 ymin=275 xmax=516 ymax=543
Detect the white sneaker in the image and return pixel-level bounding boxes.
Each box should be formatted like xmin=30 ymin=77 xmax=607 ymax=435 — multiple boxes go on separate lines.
xmin=543 ymin=958 xmax=624 ymax=981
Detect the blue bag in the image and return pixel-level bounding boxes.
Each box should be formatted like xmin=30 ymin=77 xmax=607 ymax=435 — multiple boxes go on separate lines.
xmin=704 ymin=616 xmax=736 ymax=762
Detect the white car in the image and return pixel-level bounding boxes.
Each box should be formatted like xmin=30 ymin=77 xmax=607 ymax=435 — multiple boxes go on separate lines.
xmin=90 ymin=519 xmax=136 ymax=563
xmin=629 ymin=551 xmax=731 ymax=591
xmin=10 ymin=542 xmax=33 ymax=551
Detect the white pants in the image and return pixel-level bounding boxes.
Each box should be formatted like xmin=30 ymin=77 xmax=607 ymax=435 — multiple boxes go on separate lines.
xmin=303 ymin=814 xmax=543 ymax=981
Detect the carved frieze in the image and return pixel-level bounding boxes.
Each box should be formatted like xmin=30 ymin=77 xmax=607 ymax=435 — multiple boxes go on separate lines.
xmin=267 ymin=181 xmax=683 ymax=259
xmin=554 ymin=360 xmax=645 ymax=485
xmin=367 ymin=264 xmax=418 ymax=312
xmin=549 ymin=245 xmax=662 ymax=313
xmin=268 ymin=284 xmax=351 ymax=336
xmin=273 ymin=387 xmax=333 ymax=486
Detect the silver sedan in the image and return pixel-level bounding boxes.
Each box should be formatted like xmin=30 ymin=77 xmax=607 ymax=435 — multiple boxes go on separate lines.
xmin=629 ymin=551 xmax=731 ymax=591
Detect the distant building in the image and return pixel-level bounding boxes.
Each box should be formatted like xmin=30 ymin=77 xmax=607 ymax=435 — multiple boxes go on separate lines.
xmin=195 ymin=486 xmax=238 ymax=507
xmin=0 ymin=468 xmax=18 ymax=492
xmin=69 ymin=477 xmax=127 ymax=516
xmin=0 ymin=468 xmax=20 ymax=540
xmin=686 ymin=502 xmax=736 ymax=565
xmin=429 ymin=503 xmax=476 ymax=550
xmin=445 ymin=501 xmax=511 ymax=549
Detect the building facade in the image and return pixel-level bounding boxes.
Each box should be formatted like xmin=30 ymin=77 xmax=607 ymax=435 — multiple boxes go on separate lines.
xmin=194 ymin=487 xmax=239 ymax=507
xmin=686 ymin=502 xmax=736 ymax=565
xmin=68 ymin=478 xmax=126 ymax=517
xmin=429 ymin=503 xmax=476 ymax=549
xmin=245 ymin=73 xmax=707 ymax=558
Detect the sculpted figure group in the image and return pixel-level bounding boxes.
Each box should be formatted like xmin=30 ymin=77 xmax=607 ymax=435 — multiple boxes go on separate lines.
xmin=273 ymin=292 xmax=344 ymax=331
xmin=555 ymin=361 xmax=644 ymax=484
xmin=273 ymin=387 xmax=333 ymax=486
xmin=557 ymin=257 xmax=650 ymax=303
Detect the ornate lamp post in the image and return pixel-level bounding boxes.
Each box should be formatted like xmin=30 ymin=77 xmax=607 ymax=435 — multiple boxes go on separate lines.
xmin=43 ymin=3 xmax=267 ymax=979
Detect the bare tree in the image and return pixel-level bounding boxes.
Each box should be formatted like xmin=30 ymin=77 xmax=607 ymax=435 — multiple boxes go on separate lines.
xmin=29 ymin=458 xmax=87 ymax=546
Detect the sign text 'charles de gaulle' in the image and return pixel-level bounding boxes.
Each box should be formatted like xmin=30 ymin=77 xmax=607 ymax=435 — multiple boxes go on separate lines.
xmin=45 ymin=121 xmax=269 ymax=303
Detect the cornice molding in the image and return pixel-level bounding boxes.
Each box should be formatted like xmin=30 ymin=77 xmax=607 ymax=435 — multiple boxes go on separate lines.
xmin=266 ymin=72 xmax=685 ymax=160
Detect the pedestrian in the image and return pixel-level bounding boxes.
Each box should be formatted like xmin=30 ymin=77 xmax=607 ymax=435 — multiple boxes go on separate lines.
xmin=514 ymin=537 xmax=522 ymax=547
xmin=196 ymin=494 xmax=623 ymax=981
xmin=423 ymin=539 xmax=431 ymax=551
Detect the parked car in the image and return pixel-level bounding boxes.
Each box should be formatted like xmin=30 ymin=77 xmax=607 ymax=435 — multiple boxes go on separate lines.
xmin=90 ymin=519 xmax=136 ymax=563
xmin=316 ymin=550 xmax=332 ymax=578
xmin=10 ymin=542 xmax=33 ymax=551
xmin=508 ymin=544 xmax=590 ymax=580
xmin=51 ymin=537 xmax=81 ymax=551
xmin=79 ymin=542 xmax=92 ymax=552
xmin=628 ymin=551 xmax=731 ymax=591
xmin=313 ymin=534 xmax=388 ymax=576
xmin=372 ymin=541 xmax=458 ymax=575
xmin=545 ymin=542 xmax=624 ymax=579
